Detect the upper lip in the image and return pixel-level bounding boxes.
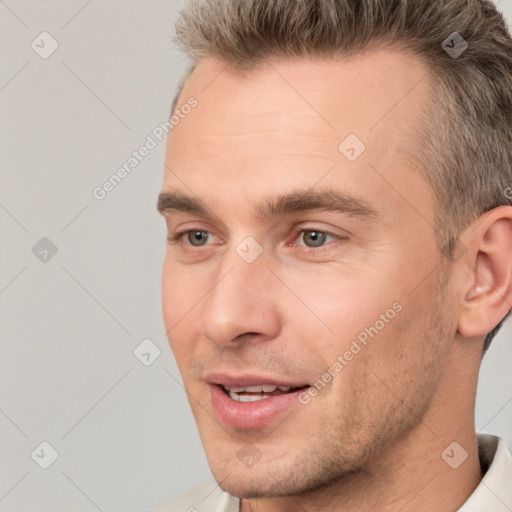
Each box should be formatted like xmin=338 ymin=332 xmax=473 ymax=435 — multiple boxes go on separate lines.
xmin=205 ymin=372 xmax=309 ymax=389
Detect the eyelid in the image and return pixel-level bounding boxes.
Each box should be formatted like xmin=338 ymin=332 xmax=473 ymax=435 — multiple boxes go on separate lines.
xmin=290 ymin=221 xmax=349 ymax=238
xmin=165 ymin=217 xmax=224 ymax=238
xmin=287 ymin=227 xmax=341 ymax=247
xmin=168 ymin=228 xmax=221 ymax=246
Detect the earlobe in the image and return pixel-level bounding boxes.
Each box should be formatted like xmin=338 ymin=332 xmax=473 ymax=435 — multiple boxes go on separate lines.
xmin=458 ymin=207 xmax=512 ymax=339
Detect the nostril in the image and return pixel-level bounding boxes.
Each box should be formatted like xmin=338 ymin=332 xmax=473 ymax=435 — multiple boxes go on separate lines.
xmin=232 ymin=332 xmax=262 ymax=343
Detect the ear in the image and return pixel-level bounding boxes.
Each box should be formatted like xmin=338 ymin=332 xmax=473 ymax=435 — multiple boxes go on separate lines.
xmin=458 ymin=206 xmax=512 ymax=338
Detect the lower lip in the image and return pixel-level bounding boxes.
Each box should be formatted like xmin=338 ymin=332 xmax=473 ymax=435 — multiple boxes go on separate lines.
xmin=209 ymin=384 xmax=306 ymax=429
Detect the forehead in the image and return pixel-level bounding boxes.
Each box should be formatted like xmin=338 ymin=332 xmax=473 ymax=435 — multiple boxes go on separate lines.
xmin=164 ymin=49 xmax=434 ymax=228
xmin=174 ymin=48 xmax=430 ymax=133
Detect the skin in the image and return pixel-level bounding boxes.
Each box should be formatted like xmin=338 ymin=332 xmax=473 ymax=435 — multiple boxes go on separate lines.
xmin=159 ymin=49 xmax=512 ymax=511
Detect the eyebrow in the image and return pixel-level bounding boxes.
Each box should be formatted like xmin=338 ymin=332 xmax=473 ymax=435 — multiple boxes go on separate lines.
xmin=157 ymin=192 xmax=209 ymax=216
xmin=157 ymin=188 xmax=380 ymax=221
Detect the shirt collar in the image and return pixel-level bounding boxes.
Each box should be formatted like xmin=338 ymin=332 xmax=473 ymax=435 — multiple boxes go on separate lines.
xmin=457 ymin=434 xmax=512 ymax=511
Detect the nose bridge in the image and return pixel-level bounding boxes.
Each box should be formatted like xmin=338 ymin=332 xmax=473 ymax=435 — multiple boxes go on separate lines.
xmin=197 ymin=244 xmax=280 ymax=345
xmin=214 ymin=237 xmax=270 ymax=301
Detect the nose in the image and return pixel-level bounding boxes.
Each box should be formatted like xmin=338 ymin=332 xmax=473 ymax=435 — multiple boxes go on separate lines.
xmin=196 ymin=247 xmax=281 ymax=347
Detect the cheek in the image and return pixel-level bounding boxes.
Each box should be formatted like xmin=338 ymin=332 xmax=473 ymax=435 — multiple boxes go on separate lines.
xmin=161 ymin=257 xmax=206 ymax=322
xmin=161 ymin=261 xmax=179 ymax=324
xmin=162 ymin=284 xmax=177 ymax=317
xmin=161 ymin=260 xmax=199 ymax=355
xmin=277 ymin=263 xmax=401 ymax=348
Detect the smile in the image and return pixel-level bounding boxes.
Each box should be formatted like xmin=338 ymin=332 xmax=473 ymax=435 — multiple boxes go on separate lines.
xmin=207 ymin=377 xmax=311 ymax=429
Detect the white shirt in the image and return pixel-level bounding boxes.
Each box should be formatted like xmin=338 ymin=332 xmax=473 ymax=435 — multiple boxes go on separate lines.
xmin=148 ymin=434 xmax=512 ymax=512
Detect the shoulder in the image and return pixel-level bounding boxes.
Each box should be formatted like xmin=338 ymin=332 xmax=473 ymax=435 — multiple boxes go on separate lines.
xmin=146 ymin=480 xmax=240 ymax=512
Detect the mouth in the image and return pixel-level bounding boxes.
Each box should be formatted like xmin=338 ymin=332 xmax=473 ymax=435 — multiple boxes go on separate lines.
xmin=205 ymin=374 xmax=311 ymax=429
xmin=221 ymin=384 xmax=308 ymax=402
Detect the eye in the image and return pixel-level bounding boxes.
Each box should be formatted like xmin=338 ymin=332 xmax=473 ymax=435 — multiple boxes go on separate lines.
xmin=186 ymin=230 xmax=211 ymax=247
xmin=295 ymin=229 xmax=339 ymax=248
xmin=167 ymin=230 xmax=214 ymax=247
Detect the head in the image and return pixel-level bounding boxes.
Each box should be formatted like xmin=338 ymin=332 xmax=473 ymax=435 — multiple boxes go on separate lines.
xmin=158 ymin=0 xmax=512 ymax=500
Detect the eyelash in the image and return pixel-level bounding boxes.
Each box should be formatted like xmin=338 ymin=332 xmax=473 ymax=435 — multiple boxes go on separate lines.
xmin=290 ymin=226 xmax=341 ymax=250
xmin=166 ymin=230 xmax=212 ymax=245
xmin=167 ymin=227 xmax=343 ymax=252
xmin=167 ymin=232 xmax=190 ymax=244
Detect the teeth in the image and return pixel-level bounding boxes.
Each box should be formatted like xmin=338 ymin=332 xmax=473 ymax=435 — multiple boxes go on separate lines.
xmin=224 ymin=385 xmax=295 ymax=393
xmin=229 ymin=391 xmax=271 ymax=402
xmin=224 ymin=384 xmax=299 ymax=402
xmin=224 ymin=385 xmax=296 ymax=392
xmin=244 ymin=385 xmax=277 ymax=393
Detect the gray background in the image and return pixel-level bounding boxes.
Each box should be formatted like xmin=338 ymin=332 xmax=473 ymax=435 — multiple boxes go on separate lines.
xmin=0 ymin=1 xmax=511 ymax=511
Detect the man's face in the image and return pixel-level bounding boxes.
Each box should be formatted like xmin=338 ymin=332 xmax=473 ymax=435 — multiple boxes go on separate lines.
xmin=160 ymin=50 xmax=457 ymax=498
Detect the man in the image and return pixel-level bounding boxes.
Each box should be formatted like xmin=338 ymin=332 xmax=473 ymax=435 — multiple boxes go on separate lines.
xmin=152 ymin=0 xmax=512 ymax=510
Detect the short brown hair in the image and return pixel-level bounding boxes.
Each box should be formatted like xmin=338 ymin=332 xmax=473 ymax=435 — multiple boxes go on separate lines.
xmin=171 ymin=0 xmax=512 ymax=352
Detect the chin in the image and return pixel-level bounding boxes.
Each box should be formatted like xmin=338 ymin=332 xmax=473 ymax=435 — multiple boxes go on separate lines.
xmin=215 ymin=474 xmax=291 ymax=500
xmin=208 ymin=450 xmax=355 ymax=500
xmin=207 ymin=454 xmax=290 ymax=498
xmin=214 ymin=469 xmax=351 ymax=501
